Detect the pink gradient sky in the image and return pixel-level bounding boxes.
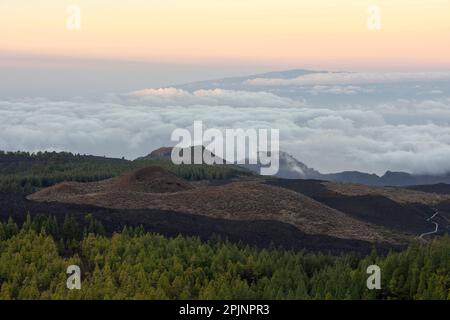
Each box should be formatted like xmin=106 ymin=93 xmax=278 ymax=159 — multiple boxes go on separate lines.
xmin=0 ymin=0 xmax=449 ymax=71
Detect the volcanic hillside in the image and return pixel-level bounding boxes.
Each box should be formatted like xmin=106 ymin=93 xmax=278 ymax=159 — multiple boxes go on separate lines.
xmin=29 ymin=166 xmax=397 ymax=243
xmin=29 ymin=166 xmax=450 ymax=245
xmin=112 ymin=166 xmax=193 ymax=193
xmin=30 ymin=166 xmax=193 ymax=200
xmin=266 ymin=179 xmax=450 ymax=236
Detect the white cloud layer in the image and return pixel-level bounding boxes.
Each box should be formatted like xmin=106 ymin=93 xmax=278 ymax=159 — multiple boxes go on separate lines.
xmin=308 ymin=85 xmax=374 ymax=95
xmin=246 ymin=72 xmax=450 ymax=86
xmin=1 ymin=87 xmax=450 ymax=175
xmin=127 ymin=88 xmax=301 ymax=108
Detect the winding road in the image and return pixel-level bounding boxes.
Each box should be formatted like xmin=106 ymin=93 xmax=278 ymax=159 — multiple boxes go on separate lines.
xmin=419 ymin=210 xmax=439 ymax=240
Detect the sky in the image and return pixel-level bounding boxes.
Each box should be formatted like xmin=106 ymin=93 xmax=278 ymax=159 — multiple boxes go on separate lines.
xmin=1 ymin=1 xmax=450 ymax=175
xmin=1 ymin=0 xmax=449 ymax=66
xmin=1 ymin=0 xmax=449 ymax=92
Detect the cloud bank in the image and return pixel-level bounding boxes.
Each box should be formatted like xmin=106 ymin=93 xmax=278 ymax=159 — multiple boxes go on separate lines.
xmin=2 ymin=86 xmax=450 ymax=175
xmin=245 ymin=72 xmax=450 ymax=86
xmin=127 ymin=88 xmax=301 ymax=108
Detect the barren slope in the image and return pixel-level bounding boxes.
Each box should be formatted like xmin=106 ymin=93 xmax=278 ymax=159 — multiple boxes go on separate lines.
xmin=322 ymin=181 xmax=450 ymax=205
xmin=28 ymin=167 xmax=392 ymax=243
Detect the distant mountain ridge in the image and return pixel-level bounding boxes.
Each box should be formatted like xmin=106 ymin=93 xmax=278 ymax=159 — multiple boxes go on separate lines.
xmin=176 ymin=69 xmax=322 ymax=91
xmin=141 ymin=147 xmax=450 ymax=187
xmin=251 ymin=151 xmax=450 ymax=187
xmin=137 ymin=146 xmax=222 ymax=164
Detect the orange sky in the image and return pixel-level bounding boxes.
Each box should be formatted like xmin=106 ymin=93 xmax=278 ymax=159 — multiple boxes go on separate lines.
xmin=1 ymin=0 xmax=449 ymax=70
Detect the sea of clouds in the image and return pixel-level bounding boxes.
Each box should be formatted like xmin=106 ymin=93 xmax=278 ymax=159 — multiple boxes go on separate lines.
xmin=1 ymin=71 xmax=450 ymax=175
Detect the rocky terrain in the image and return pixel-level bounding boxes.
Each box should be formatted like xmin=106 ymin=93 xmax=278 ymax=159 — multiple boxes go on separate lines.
xmin=28 ymin=165 xmax=450 ymax=247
